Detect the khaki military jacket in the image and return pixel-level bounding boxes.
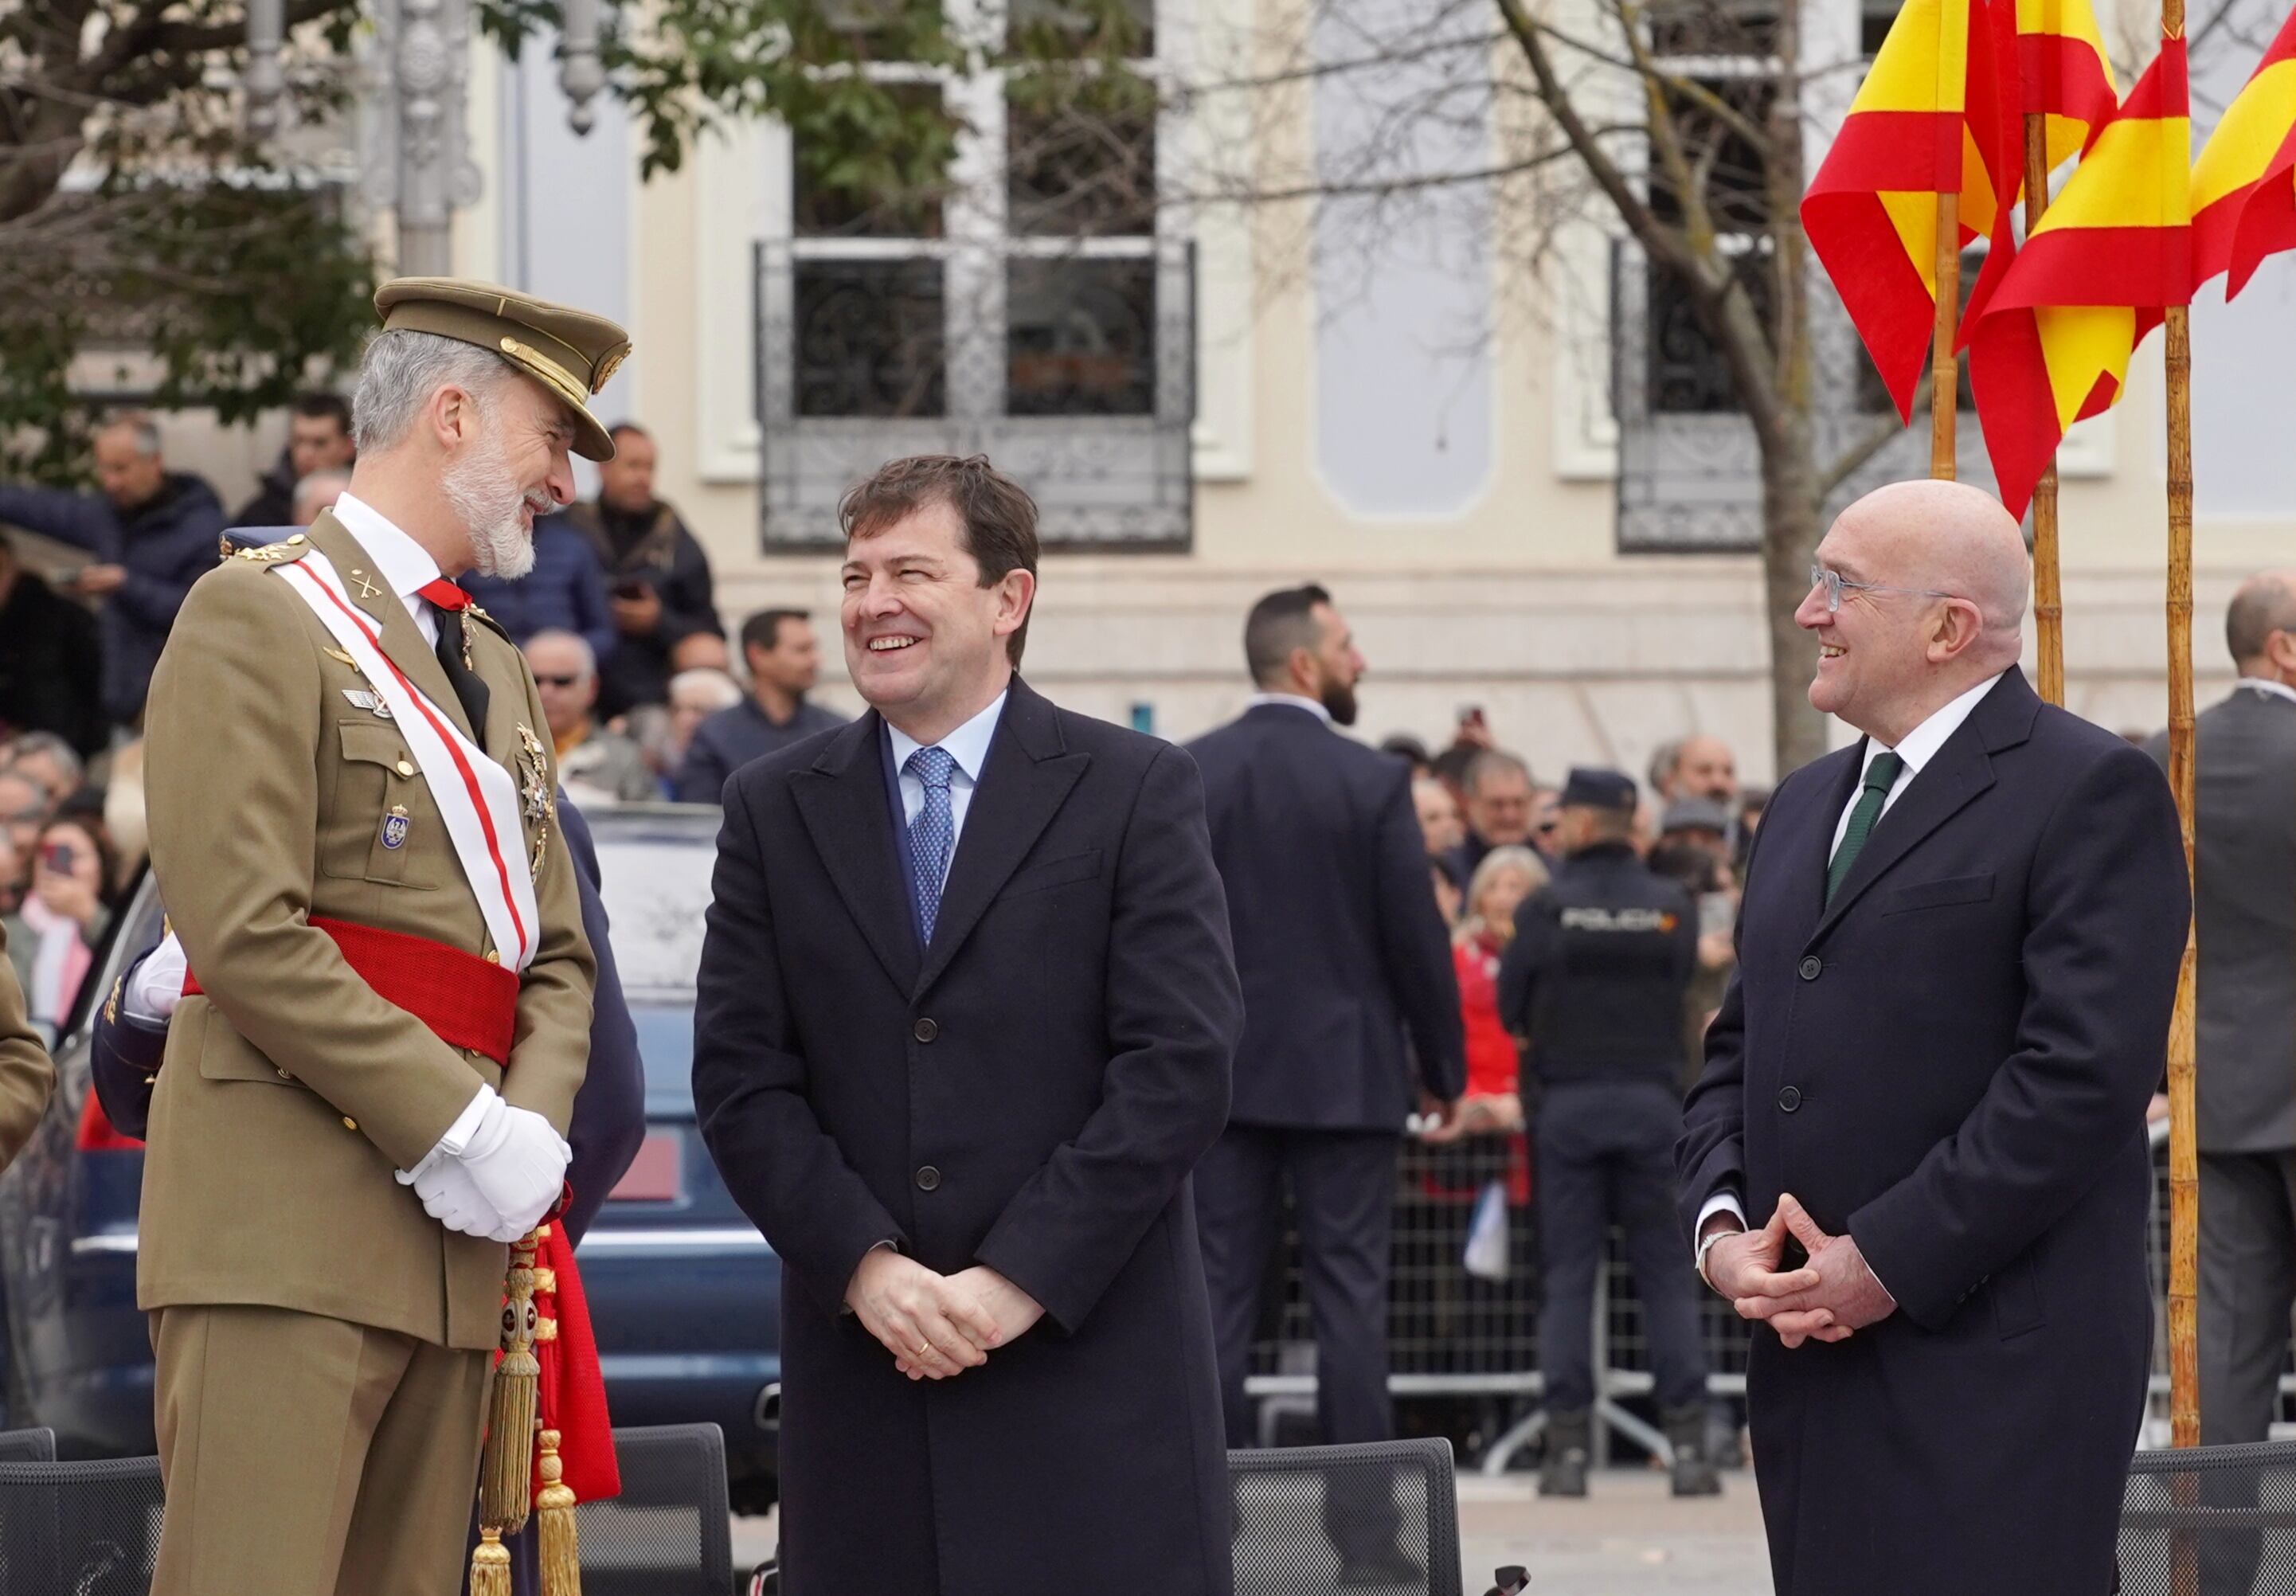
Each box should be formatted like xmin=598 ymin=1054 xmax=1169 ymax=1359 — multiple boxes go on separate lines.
xmin=139 ymin=509 xmax=594 ymax=1351
xmin=0 ymin=925 xmax=56 ymax=1169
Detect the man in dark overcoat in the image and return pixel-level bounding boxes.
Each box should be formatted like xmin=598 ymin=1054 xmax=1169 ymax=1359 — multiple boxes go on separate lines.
xmin=1678 ymin=479 xmax=2188 ymax=1596
xmin=691 ymin=453 xmax=1242 ymax=1596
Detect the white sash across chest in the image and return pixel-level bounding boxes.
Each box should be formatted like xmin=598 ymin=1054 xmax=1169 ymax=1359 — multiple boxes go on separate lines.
xmin=272 ymin=549 xmax=540 ymax=972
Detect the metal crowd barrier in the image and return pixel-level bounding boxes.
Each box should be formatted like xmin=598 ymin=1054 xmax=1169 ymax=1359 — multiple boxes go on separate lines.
xmin=1244 ymin=1118 xmax=2181 ymax=1475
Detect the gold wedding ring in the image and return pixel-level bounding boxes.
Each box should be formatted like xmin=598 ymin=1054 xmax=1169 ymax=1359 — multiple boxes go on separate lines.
xmin=913 ymin=1343 xmax=933 ymax=1357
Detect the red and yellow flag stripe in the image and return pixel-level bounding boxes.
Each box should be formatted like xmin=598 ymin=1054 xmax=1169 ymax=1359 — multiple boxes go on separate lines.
xmin=1804 ymin=0 xmax=2018 ymax=422
xmin=2017 ymin=0 xmax=2118 ymax=169
xmin=2191 ymin=8 xmax=2296 ymax=298
xmin=1969 ymin=39 xmax=2191 ymax=518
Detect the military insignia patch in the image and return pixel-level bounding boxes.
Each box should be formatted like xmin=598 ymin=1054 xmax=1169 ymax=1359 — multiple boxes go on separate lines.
xmin=380 ymin=805 xmax=410 ymax=851
xmin=342 ymin=688 xmax=393 ymax=720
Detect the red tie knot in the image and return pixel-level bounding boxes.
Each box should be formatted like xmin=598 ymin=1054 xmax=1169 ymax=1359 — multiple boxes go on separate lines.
xmin=417 ymin=579 xmax=472 ymax=612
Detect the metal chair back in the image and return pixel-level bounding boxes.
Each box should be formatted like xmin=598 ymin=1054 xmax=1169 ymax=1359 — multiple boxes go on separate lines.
xmin=1229 ymin=1438 xmax=1465 ymax=1596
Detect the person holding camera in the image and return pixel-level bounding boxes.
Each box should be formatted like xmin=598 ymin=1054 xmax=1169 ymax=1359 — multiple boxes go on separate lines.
xmin=2 ymin=803 xmax=119 ymax=1034
xmin=561 ymin=421 xmax=722 ymax=718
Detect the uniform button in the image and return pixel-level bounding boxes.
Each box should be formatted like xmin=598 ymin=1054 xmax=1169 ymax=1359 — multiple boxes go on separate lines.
xmin=1777 ymin=1086 xmax=1801 ymax=1113
xmin=484 ymin=949 xmax=500 ymax=964
xmin=341 ymin=1116 xmax=359 ymax=1131
xmin=276 ymin=1066 xmax=292 ymax=1081
xmin=913 ymin=1017 xmax=939 ymax=1044
xmin=914 ymin=1166 xmax=942 ymax=1192
xmin=1797 ymin=956 xmax=1823 ymax=981
xmin=396 ymin=760 xmax=415 ymax=777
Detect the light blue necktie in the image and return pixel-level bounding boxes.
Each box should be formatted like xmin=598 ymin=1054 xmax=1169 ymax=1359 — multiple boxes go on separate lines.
xmin=905 ymin=745 xmax=956 ymax=941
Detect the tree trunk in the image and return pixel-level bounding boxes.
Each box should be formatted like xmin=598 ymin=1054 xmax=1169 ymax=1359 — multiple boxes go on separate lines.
xmin=1759 ymin=428 xmax=1829 ymax=776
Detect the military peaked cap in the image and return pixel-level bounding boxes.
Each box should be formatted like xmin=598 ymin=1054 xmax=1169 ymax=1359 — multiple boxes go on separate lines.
xmin=372 ymin=277 xmax=632 ymax=462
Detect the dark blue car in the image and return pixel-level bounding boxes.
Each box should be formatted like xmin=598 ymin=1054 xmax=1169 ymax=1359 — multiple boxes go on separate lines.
xmin=0 ymin=804 xmax=786 ymax=1510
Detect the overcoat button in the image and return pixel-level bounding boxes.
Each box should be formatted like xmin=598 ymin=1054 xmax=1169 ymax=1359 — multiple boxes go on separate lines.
xmin=914 ymin=1166 xmax=942 ymax=1192
xmin=1798 ymin=956 xmax=1823 ymax=981
xmin=914 ymin=1018 xmax=939 ymax=1043
xmin=1777 ymin=1086 xmax=1802 ymax=1113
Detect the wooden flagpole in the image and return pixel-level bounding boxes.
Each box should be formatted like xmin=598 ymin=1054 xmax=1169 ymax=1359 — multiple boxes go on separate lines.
xmin=2159 ymin=0 xmax=2200 ymax=1588
xmin=1930 ymin=192 xmax=1961 ymax=477
xmin=2025 ymin=115 xmax=2066 ymax=706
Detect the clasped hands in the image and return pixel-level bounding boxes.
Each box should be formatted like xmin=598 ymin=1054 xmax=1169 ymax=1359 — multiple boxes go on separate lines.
xmin=398 ymin=1088 xmax=570 ymax=1244
xmin=1703 ymin=1192 xmax=1895 ymax=1348
xmin=845 ymin=1249 xmax=1046 ymax=1382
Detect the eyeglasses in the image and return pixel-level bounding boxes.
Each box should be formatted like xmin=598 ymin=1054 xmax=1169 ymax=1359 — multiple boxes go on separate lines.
xmin=533 ymin=674 xmax=584 ymax=689
xmin=1807 ymin=565 xmax=1962 ymax=614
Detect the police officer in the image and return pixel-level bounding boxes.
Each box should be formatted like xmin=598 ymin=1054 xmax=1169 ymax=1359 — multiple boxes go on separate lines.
xmin=1500 ymin=766 xmax=1717 ymax=1498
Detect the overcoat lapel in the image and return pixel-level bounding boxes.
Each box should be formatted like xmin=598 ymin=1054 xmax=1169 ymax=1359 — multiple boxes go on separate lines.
xmin=1808 ymin=671 xmax=2038 ymax=945
xmin=792 ymin=715 xmax=923 ymax=995
xmin=303 ymin=509 xmax=481 ymax=745
xmin=915 ymin=679 xmax=1089 ymax=997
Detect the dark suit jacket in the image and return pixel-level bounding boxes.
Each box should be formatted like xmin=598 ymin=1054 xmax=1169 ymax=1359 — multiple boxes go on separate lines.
xmin=2144 ymin=686 xmax=2296 ymax=1152
xmin=1678 ymin=670 xmax=2187 ymax=1596
xmin=1185 ymin=703 xmax=1465 ymax=1130
xmin=691 ymin=677 xmax=1242 ymax=1596
xmin=92 ymin=799 xmax=645 ymax=1246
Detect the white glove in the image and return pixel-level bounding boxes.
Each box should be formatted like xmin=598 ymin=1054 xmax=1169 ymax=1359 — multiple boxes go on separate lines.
xmin=123 ymin=933 xmax=189 ymax=1025
xmin=457 ymin=1093 xmax=571 ymax=1242
xmin=413 ymin=1157 xmax=509 ymax=1240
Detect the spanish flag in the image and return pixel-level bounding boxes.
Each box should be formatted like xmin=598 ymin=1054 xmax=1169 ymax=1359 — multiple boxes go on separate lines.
xmin=1803 ymin=0 xmax=2018 ymax=422
xmin=2191 ymin=8 xmax=2296 ymax=299
xmin=2017 ymin=0 xmax=2118 ymax=170
xmin=1968 ymin=40 xmax=2192 ymax=518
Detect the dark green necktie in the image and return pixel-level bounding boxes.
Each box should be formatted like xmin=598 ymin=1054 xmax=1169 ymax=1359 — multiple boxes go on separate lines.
xmin=1826 ymin=750 xmax=1905 ymax=905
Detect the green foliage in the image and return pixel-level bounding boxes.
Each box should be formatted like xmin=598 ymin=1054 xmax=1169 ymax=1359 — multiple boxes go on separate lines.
xmin=0 ymin=0 xmax=1147 ymax=486
xmin=0 ymin=177 xmax=374 ymax=485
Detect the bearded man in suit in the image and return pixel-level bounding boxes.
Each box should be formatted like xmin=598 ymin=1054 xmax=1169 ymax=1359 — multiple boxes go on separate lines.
xmin=1679 ymin=479 xmax=2187 ymax=1596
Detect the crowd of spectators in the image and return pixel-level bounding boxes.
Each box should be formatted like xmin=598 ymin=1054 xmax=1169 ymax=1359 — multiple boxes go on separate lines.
xmin=0 ymin=731 xmax=139 ymax=1039
xmin=1387 ymin=722 xmax=1768 ymax=1132
xmin=0 ymin=400 xmax=866 ymax=816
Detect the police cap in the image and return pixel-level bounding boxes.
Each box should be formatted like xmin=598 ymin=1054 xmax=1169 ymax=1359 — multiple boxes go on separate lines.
xmin=372 ymin=277 xmax=632 ymax=462
xmin=1560 ymin=766 xmax=1638 ymax=813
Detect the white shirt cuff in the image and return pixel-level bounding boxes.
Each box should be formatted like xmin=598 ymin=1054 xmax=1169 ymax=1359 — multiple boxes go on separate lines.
xmin=394 ymin=1084 xmax=499 ymax=1185
xmin=1694 ymin=1191 xmax=1747 ymax=1259
xmin=123 ymin=934 xmax=189 ymax=1025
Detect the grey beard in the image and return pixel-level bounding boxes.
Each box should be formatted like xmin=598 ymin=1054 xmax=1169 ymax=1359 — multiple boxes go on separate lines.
xmin=443 ymin=440 xmax=537 ymax=580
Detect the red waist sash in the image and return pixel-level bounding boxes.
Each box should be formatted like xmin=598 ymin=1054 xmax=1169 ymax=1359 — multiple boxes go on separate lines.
xmin=182 ymin=916 xmax=520 ymax=1066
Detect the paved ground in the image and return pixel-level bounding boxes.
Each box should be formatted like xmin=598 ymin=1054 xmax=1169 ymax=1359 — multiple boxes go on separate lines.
xmin=730 ymin=1469 xmax=1774 ymax=1594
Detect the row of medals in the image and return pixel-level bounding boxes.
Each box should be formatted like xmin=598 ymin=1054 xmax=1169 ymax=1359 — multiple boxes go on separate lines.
xmin=327 ymin=616 xmax=554 ymax=882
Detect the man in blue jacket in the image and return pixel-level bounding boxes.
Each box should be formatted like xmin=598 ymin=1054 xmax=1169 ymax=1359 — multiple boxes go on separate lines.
xmin=0 ymin=413 xmax=225 ymax=729
xmin=459 ymin=512 xmax=618 ymax=672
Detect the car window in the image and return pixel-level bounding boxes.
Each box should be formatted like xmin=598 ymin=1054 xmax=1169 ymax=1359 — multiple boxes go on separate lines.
xmin=594 ymin=831 xmax=716 ymax=996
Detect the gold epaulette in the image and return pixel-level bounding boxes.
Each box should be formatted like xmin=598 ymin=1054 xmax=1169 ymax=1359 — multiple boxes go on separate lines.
xmin=231 ymin=533 xmax=310 ymax=565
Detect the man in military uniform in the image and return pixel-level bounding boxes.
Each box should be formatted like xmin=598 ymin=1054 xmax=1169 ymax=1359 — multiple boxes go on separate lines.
xmin=139 ymin=279 xmax=625 ymax=1595
xmin=1499 ymin=767 xmax=1718 ymax=1498
xmin=0 ymin=926 xmax=55 ymax=1164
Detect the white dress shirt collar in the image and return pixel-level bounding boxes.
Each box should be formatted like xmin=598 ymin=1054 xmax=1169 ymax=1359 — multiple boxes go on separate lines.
xmin=1861 ymin=669 xmax=2009 ymax=780
xmin=2240 ymin=675 xmax=2296 ymax=707
xmin=886 ymin=690 xmax=1009 ymax=787
xmin=328 ymin=492 xmax=444 ymax=608
xmin=1244 ymin=692 xmax=1335 ymax=726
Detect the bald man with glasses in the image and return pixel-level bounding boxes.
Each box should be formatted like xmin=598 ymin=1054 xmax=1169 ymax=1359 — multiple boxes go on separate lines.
xmin=1678 ymin=479 xmax=2188 ymax=1596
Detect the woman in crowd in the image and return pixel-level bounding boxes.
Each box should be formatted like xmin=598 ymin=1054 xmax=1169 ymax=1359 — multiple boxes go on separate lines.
xmin=1430 ymin=844 xmax=1546 ymax=1140
xmin=3 ymin=803 xmax=119 ymax=1036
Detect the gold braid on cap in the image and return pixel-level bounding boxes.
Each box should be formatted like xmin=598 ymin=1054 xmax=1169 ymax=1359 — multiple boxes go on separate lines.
xmin=498 ymin=338 xmax=590 ymax=412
